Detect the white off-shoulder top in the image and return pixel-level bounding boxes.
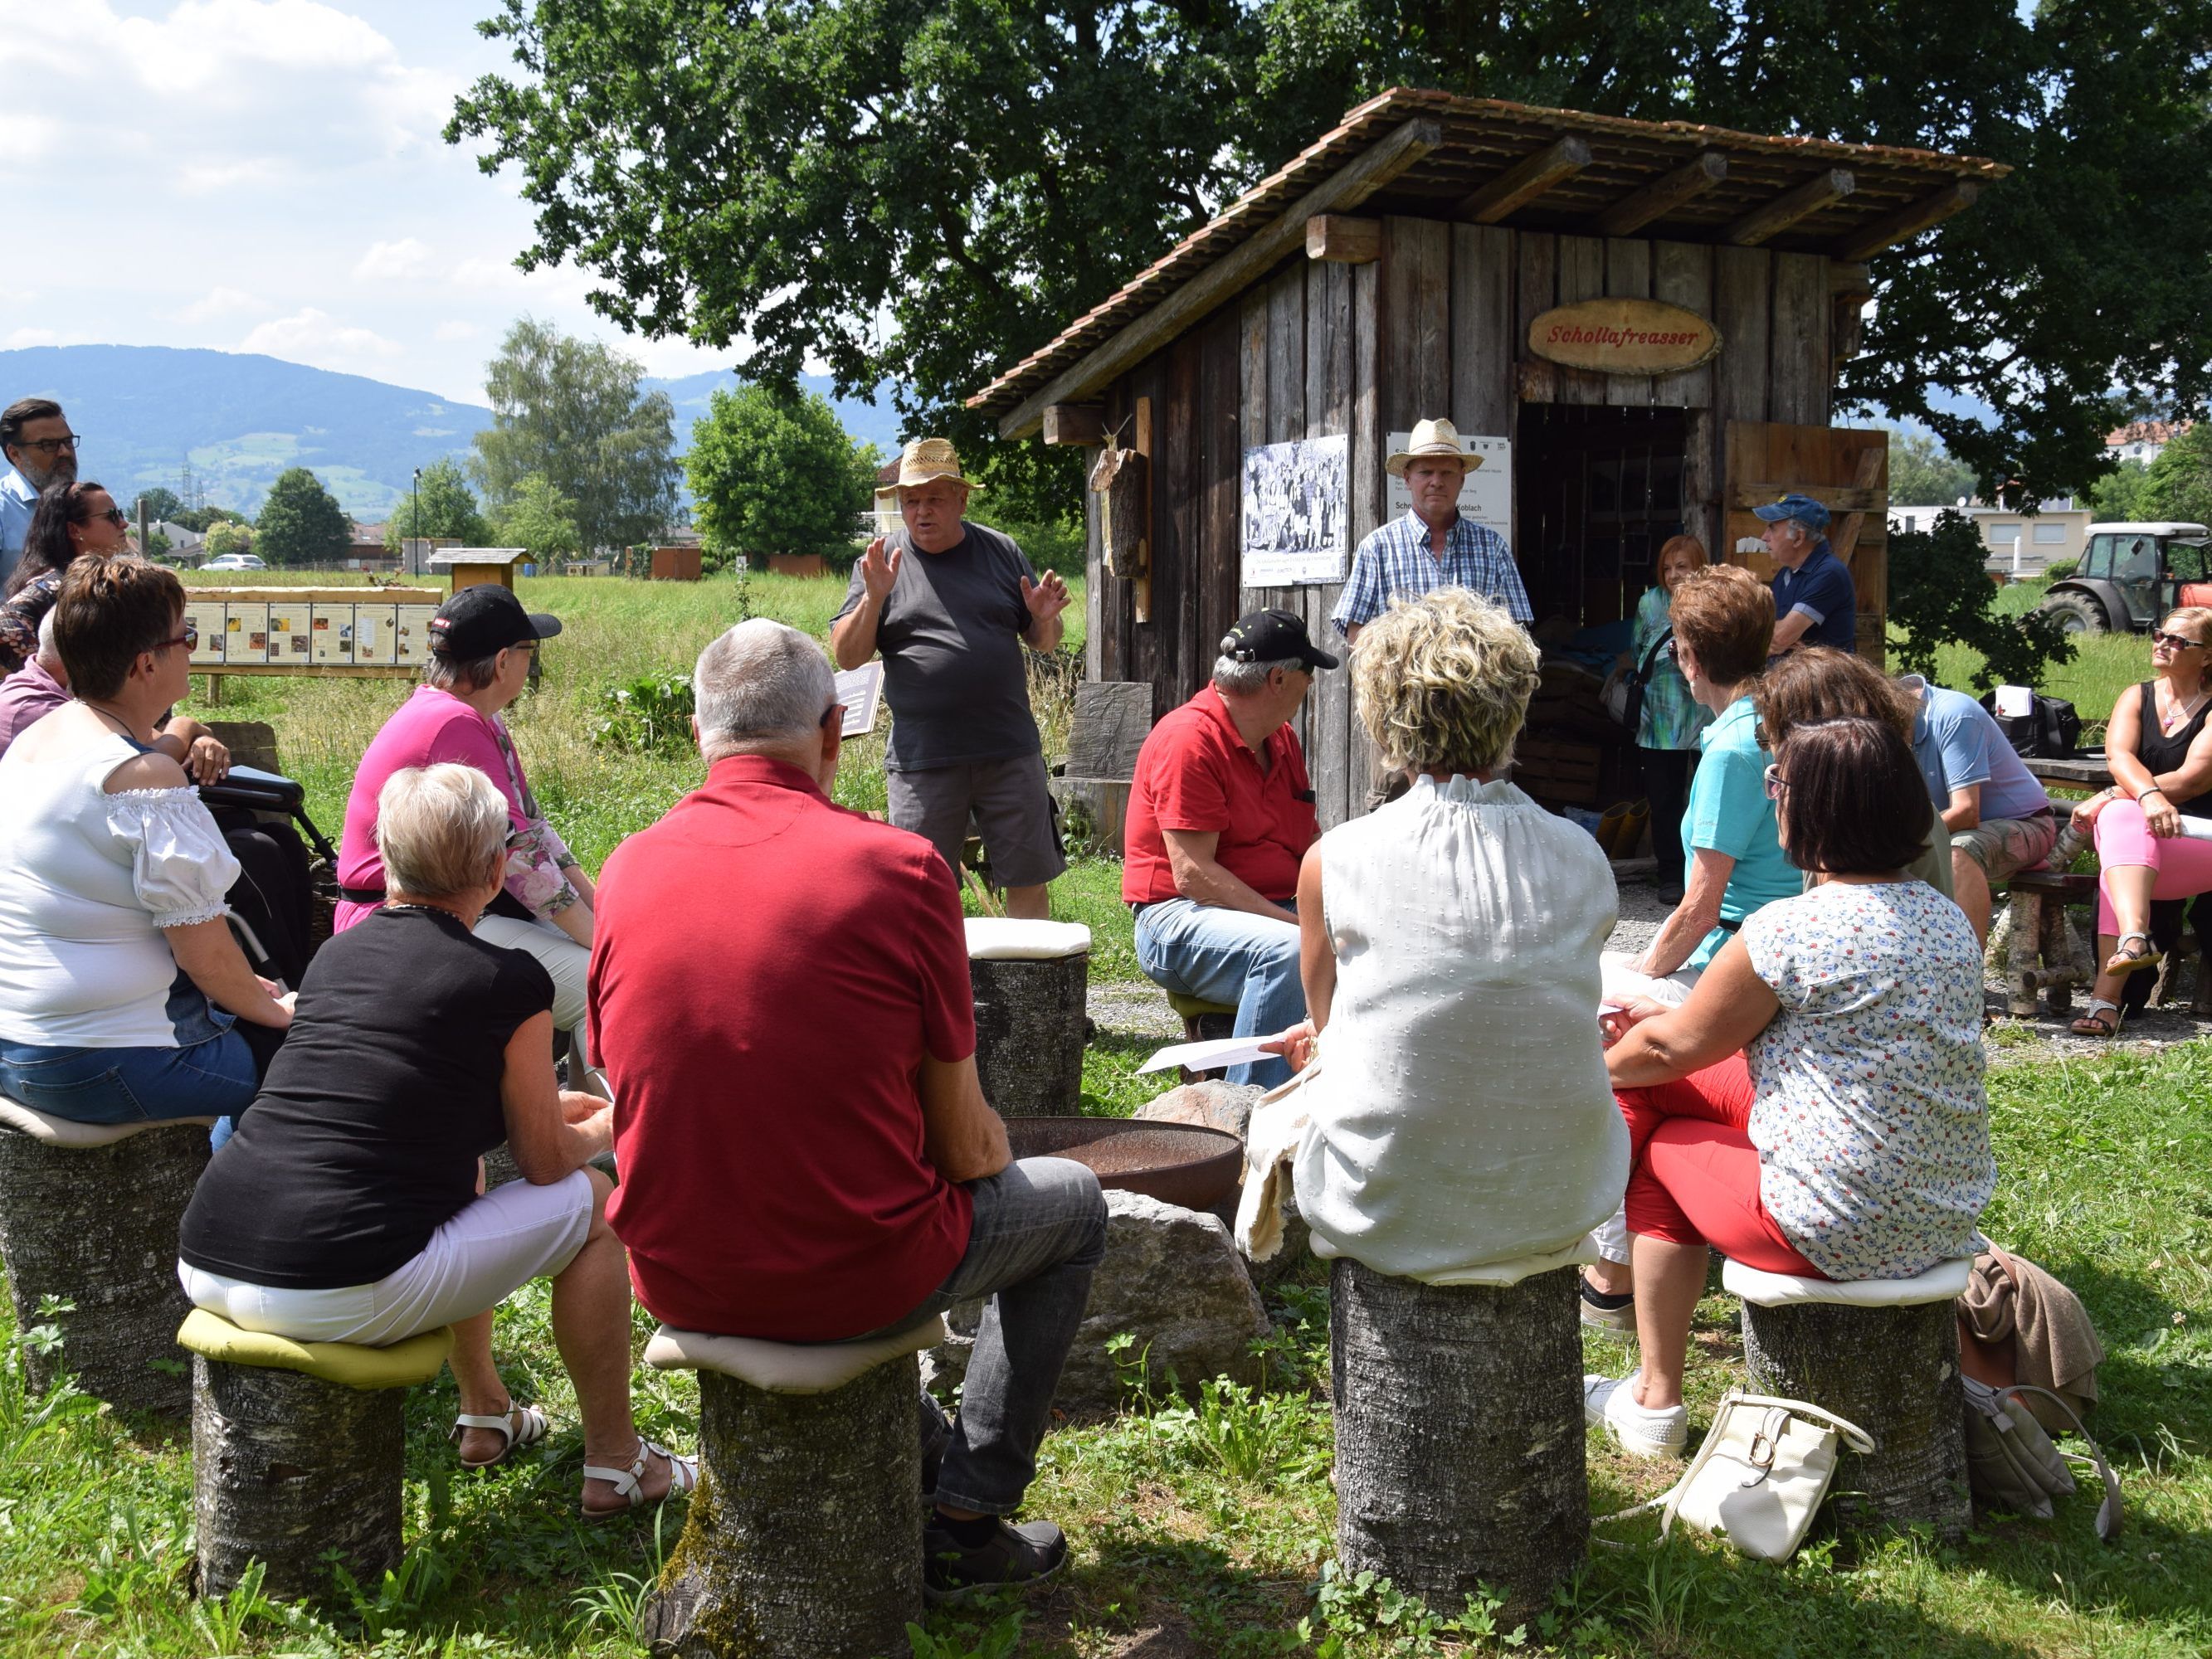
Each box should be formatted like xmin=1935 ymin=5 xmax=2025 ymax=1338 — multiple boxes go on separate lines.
xmin=0 ymin=728 xmax=240 ymax=1048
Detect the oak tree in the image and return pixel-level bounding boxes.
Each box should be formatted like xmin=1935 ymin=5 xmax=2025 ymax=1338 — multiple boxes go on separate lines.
xmin=685 ymin=383 xmax=876 ymax=572
xmin=253 ymin=469 xmax=350 ymax=568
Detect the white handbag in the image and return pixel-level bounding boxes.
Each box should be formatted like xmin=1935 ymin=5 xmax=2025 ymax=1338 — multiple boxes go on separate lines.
xmin=1597 ymin=1390 xmax=1875 ymax=1562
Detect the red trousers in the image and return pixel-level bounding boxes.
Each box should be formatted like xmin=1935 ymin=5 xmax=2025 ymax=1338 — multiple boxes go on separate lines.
xmin=1613 ymin=1053 xmax=1825 ymax=1278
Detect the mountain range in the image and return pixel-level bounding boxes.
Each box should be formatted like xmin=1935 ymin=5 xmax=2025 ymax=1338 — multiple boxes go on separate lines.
xmin=0 ymin=345 xmax=906 ymax=520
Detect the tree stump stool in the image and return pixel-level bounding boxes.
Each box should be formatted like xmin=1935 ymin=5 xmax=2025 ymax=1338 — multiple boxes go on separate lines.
xmin=177 ymin=1309 xmax=454 ymax=1601
xmin=1330 ymin=1257 xmax=1588 ymax=1625
xmin=965 ymin=919 xmax=1091 ymax=1117
xmin=1727 ymin=1257 xmax=1974 ymax=1539
xmin=637 ymin=1318 xmax=943 ymax=1658
xmin=1990 ymin=870 xmax=2095 ymax=1017
xmin=0 ymin=1097 xmax=215 ymax=1415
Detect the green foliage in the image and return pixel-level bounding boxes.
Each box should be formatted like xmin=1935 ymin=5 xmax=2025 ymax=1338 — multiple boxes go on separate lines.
xmin=1888 ymin=427 xmax=1976 ymax=508
xmin=2090 ymin=460 xmax=2158 ymax=522
xmin=132 ymin=485 xmax=183 ymax=522
xmin=173 ymin=504 xmax=247 ymax=534
xmin=685 ymin=383 xmax=874 ymax=574
xmin=2044 ymin=557 xmax=2080 ymax=581
xmin=904 ymin=1609 xmax=1025 ymax=1659
xmin=1302 ymin=1560 xmax=1526 ymax=1657
xmin=252 ymin=467 xmax=351 ymax=567
xmin=965 ymin=503 xmax=1085 ymax=578
xmin=592 ymin=669 xmax=696 ymax=756
xmin=491 ymin=474 xmax=585 ymax=562
xmin=200 ymin=519 xmax=251 ymax=559
xmin=472 ymin=316 xmax=680 ymax=557
xmin=2143 ymin=423 xmax=2212 ymax=527
xmin=387 ymin=457 xmax=491 ymax=551
xmin=1147 ymin=1375 xmax=1332 ymax=1483
xmin=1890 ymin=510 xmax=2075 ymax=691
xmin=143 ymin=529 xmax=171 ymax=558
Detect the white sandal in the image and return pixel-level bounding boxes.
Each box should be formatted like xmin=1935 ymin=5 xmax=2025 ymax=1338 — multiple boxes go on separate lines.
xmin=2070 ymin=997 xmax=2126 ymax=1039
xmin=451 ymin=1400 xmax=550 ymax=1470
xmin=582 ymin=1438 xmax=699 ymax=1518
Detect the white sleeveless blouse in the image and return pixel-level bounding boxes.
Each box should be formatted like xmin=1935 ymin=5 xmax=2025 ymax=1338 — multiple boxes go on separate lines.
xmin=1292 ymin=774 xmax=1630 ymax=1282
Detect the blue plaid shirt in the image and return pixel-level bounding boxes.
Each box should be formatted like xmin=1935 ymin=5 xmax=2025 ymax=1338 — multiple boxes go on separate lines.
xmin=1331 ymin=512 xmax=1531 ymax=637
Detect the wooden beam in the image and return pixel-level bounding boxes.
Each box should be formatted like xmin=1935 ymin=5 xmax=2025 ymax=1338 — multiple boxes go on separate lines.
xmin=1305 ymin=214 xmax=1381 ymax=265
xmin=1722 ymin=168 xmax=1855 ymax=247
xmin=1732 ymin=483 xmax=1885 ymax=513
xmin=996 ymin=117 xmax=1443 ymax=440
xmin=1040 ymin=404 xmax=1107 ymax=445
xmin=1831 ymin=182 xmax=1980 ymax=262
xmin=1828 ymin=261 xmax=1872 ymax=297
xmin=1590 ymin=150 xmax=1727 ymax=237
xmin=1455 ymin=136 xmax=1592 ymax=225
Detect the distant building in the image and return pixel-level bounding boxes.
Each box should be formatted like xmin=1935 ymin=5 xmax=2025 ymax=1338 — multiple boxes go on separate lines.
xmin=2105 ymin=421 xmax=2185 ymax=466
xmin=1889 ymin=499 xmax=2091 ymax=577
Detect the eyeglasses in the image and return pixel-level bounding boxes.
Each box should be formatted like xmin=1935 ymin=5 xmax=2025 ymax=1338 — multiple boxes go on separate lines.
xmin=153 ymin=625 xmax=199 ymax=653
xmin=1762 ymin=763 xmax=1790 ymax=800
xmin=2151 ymin=630 xmax=2208 ymax=652
xmin=92 ymin=507 xmax=129 ymax=528
xmin=16 ymin=433 xmax=80 ymax=455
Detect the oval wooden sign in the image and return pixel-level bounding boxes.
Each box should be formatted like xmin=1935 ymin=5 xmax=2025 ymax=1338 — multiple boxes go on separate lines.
xmin=1528 ymin=298 xmax=1722 ymax=376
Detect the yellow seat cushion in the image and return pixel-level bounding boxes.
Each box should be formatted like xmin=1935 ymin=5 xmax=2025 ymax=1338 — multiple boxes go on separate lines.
xmin=1165 ymin=991 xmax=1237 ymax=1020
xmin=176 ymin=1309 xmax=453 ymax=1391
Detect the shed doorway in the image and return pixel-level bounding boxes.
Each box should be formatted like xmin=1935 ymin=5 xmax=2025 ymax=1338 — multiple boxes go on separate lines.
xmin=1513 ymin=405 xmax=1690 ymax=632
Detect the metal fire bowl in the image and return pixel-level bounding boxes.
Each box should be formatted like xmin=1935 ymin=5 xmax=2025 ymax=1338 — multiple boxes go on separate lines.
xmin=1005 ymin=1117 xmax=1244 ymax=1213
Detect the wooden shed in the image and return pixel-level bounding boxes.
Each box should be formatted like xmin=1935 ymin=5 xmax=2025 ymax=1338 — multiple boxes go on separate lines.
xmin=967 ymin=89 xmax=2005 ymax=828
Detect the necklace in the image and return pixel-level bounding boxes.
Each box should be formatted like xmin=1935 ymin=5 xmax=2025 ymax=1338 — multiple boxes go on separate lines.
xmin=80 ymin=700 xmax=153 ymax=745
xmin=2160 ymin=683 xmax=2208 ymax=734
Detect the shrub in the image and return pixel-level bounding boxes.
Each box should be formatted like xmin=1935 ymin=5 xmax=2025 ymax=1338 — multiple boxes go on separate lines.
xmin=1890 ymin=510 xmax=2075 ymax=690
xmin=2044 ymin=557 xmax=2079 ymax=581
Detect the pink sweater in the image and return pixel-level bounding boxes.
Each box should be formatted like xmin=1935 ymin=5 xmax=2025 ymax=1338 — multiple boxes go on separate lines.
xmin=335 ymin=684 xmax=578 ymax=932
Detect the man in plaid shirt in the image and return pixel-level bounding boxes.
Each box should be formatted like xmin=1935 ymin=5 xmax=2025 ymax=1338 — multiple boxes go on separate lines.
xmin=1332 ymin=417 xmax=1531 ymax=642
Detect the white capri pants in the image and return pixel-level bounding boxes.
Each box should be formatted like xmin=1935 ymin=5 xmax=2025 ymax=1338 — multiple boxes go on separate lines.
xmin=473 ymin=913 xmax=590 ymax=1033
xmin=178 ymin=1170 xmax=594 ymax=1347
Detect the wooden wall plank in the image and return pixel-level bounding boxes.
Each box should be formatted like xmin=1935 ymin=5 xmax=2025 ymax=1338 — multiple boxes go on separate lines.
xmin=1603 ymin=239 xmax=1653 ymax=409
xmin=1651 ymin=241 xmax=1715 ymax=411
xmin=1768 ymin=252 xmax=1829 ymax=426
xmin=1238 ymin=289 xmax=1270 ymax=620
xmin=1082 ymin=482 xmax=1104 ymax=681
xmin=1127 ymin=355 xmax=1170 ymax=698
xmin=1381 ymin=217 xmax=1452 ymax=423
xmin=1198 ymin=309 xmax=1243 ymax=690
xmin=1264 ymin=265 xmax=1310 ymax=753
xmin=1712 ymin=246 xmax=1771 ymax=427
xmin=1347 ymin=254 xmax=1384 ymax=821
xmin=1309 ymin=257 xmax=1355 ymax=831
xmin=1554 ymin=235 xmax=1607 ymax=405
xmin=1514 ymin=231 xmax=1558 ymax=406
xmin=1167 ymin=332 xmax=1201 ymax=710
xmin=1098 ymin=380 xmax=1133 ymax=680
xmin=1450 ymin=224 xmax=1515 ymax=439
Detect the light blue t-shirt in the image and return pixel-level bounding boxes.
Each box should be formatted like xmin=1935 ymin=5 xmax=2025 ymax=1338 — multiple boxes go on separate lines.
xmin=1903 ymin=676 xmax=2052 ymax=822
xmin=1683 ymin=695 xmax=1799 ymax=967
xmin=0 ymin=466 xmax=35 ymax=591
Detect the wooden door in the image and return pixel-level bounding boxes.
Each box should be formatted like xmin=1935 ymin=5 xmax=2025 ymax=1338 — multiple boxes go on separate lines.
xmin=1724 ymin=422 xmax=1888 ymax=664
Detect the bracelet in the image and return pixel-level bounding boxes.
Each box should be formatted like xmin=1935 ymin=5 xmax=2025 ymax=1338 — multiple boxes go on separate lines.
xmin=2141 ymin=787 xmax=2166 ymax=801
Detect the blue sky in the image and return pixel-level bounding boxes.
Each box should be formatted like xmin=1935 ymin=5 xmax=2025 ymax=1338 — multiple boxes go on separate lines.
xmin=0 ymin=0 xmax=738 ymax=403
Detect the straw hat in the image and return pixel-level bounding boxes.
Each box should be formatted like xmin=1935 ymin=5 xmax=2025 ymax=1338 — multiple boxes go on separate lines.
xmin=894 ymin=436 xmax=982 ymax=492
xmin=1385 ymin=417 xmax=1483 ymax=477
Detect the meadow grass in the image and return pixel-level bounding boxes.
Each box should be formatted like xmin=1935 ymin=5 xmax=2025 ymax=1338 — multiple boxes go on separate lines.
xmin=4 ymin=572 xmax=2205 ymax=1655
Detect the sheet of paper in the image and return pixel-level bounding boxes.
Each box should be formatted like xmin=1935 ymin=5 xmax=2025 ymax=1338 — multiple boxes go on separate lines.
xmin=1137 ymin=1034 xmax=1281 ymax=1076
xmin=836 ymin=660 xmax=884 ymax=737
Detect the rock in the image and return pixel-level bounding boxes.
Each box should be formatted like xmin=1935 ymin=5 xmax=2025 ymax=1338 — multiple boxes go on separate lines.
xmin=923 ymin=1190 xmax=1269 ymax=1413
xmin=1135 ymin=1080 xmax=1264 ymax=1141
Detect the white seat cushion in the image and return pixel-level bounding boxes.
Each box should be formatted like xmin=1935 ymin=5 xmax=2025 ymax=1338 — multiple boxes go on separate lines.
xmin=962 ymin=918 xmax=1093 ymax=961
xmin=1722 ymin=1256 xmax=1974 ymax=1309
xmin=644 ymin=1316 xmax=947 ymax=1394
xmin=0 ymin=1093 xmax=217 ymax=1149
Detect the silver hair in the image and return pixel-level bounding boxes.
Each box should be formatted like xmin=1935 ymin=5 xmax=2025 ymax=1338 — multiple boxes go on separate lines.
xmin=376 ymin=764 xmax=509 ymax=900
xmin=1212 ymin=654 xmax=1305 ymax=696
xmin=35 ymin=606 xmax=59 ymax=669
xmin=694 ymin=618 xmax=836 ymax=756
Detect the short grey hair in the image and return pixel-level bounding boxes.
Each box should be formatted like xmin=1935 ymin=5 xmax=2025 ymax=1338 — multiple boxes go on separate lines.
xmin=35 ymin=606 xmax=59 ymax=670
xmin=1212 ymin=654 xmax=1304 ymax=696
xmin=377 ymin=764 xmax=509 ymax=900
xmin=424 ymin=649 xmax=503 ymax=693
xmin=694 ymin=618 xmax=836 ymax=756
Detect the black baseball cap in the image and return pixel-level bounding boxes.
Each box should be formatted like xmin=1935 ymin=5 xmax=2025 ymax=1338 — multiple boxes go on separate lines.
xmin=429 ymin=584 xmax=563 ymax=659
xmin=1220 ymin=607 xmax=1339 ymax=671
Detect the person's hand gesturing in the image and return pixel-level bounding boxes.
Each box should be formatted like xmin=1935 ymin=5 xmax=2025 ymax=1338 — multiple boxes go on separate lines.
xmin=859 ymin=536 xmax=903 ymax=603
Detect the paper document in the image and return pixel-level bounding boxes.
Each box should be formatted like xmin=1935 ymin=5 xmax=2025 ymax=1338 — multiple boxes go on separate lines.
xmin=835 ymin=661 xmax=884 ymax=737
xmin=1137 ymin=1034 xmax=1280 ymax=1076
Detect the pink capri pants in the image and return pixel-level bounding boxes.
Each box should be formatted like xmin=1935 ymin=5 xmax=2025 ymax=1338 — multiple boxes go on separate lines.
xmin=2093 ymin=798 xmax=2212 ymax=932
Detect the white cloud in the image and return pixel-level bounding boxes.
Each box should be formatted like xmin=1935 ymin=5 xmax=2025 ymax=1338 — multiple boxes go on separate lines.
xmin=432 ymin=319 xmax=481 ymax=342
xmin=354 ymin=237 xmax=432 ymax=282
xmin=5 ymin=328 xmax=61 ymax=348
xmin=176 ymin=285 xmax=272 ymax=324
xmin=237 ymin=308 xmax=403 ymax=365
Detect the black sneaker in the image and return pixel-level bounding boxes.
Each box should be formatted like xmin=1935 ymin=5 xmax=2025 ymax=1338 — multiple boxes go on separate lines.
xmin=1578 ymin=1274 xmax=1636 ymax=1333
xmin=923 ymin=1516 xmax=1067 ymax=1603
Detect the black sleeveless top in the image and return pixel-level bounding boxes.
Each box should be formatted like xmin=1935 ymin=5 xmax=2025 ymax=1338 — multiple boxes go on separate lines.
xmin=2130 ymin=680 xmax=2212 ymax=817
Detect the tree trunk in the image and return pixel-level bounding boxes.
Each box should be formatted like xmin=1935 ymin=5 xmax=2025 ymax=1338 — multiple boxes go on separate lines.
xmin=1330 ymin=1259 xmax=1586 ymax=1626
xmin=640 ymin=1357 xmax=923 ymax=1659
xmin=969 ymin=954 xmax=1089 ymax=1117
xmin=0 ymin=1121 xmax=210 ymax=1415
xmin=192 ymin=1355 xmax=406 ymax=1602
xmin=1739 ymin=1298 xmax=1971 ymax=1539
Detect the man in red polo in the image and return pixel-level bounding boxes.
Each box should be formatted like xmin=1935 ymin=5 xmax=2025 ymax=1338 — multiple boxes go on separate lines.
xmin=591 ymin=618 xmax=1106 ymax=1598
xmin=1123 ymin=608 xmax=1333 ymax=1088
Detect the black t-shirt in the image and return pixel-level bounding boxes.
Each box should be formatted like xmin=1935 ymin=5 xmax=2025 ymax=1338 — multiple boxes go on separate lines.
xmin=178 ymin=906 xmax=555 ymax=1289
xmin=834 ymin=523 xmax=1042 ymax=771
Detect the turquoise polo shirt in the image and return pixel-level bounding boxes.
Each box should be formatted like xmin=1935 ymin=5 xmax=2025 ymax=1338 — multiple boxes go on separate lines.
xmin=1683 ymin=695 xmax=1797 ymax=967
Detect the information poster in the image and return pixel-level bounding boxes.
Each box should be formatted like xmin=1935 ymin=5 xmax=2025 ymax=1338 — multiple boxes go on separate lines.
xmin=222 ymin=602 xmax=268 ymax=665
xmin=310 ymin=605 xmax=354 ymax=664
xmin=1384 ymin=432 xmax=1512 ymax=541
xmin=183 ymin=600 xmax=226 ymax=665
xmin=1240 ymin=434 xmax=1350 ymax=586
xmin=353 ymin=604 xmax=397 ymax=666
xmin=395 ymin=605 xmax=436 ymax=665
xmin=266 ymin=603 xmax=310 ymax=664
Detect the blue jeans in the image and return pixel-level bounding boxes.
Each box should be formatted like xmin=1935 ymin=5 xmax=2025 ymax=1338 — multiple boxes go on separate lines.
xmin=0 ymin=1029 xmax=258 ymax=1125
xmin=1133 ymin=896 xmax=1303 ymax=1088
xmin=861 ymin=1156 xmax=1106 ymax=1515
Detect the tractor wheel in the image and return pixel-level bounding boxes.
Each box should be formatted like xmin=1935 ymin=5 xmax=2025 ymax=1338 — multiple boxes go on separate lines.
xmin=2037 ymin=591 xmax=2109 ymax=634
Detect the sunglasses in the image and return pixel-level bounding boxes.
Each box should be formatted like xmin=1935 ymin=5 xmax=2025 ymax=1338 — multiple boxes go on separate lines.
xmin=2151 ymin=630 xmax=2208 ymax=652
xmin=153 ymin=624 xmax=199 ymax=653
xmin=1762 ymin=763 xmax=1790 ymax=801
xmin=90 ymin=507 xmax=129 ymax=528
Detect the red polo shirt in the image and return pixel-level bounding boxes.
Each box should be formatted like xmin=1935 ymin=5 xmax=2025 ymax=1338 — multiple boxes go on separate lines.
xmin=589 ymin=756 xmax=975 ymax=1341
xmin=1122 ymin=686 xmax=1319 ymax=905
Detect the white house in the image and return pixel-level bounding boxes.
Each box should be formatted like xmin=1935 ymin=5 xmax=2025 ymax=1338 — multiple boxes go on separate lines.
xmin=1888 ymin=500 xmax=2090 ymax=576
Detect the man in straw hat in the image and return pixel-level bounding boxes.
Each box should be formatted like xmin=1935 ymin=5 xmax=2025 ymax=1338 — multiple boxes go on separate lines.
xmin=834 ymin=437 xmax=1072 ymax=915
xmin=1331 ymin=417 xmax=1530 ymax=645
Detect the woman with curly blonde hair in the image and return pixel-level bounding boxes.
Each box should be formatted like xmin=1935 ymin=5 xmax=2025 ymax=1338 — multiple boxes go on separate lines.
xmin=1267 ymin=588 xmax=1629 ymax=1282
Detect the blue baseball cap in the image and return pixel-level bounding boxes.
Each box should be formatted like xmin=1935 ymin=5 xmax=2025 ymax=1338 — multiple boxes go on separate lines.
xmin=1753 ymin=493 xmax=1831 ymax=534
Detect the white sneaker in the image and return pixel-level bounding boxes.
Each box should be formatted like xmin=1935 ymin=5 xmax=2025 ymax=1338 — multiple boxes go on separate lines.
xmin=1583 ymin=1372 xmax=1688 ymax=1459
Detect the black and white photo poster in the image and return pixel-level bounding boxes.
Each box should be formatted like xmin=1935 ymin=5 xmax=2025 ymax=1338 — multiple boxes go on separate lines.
xmin=1240 ymin=435 xmax=1349 ymax=586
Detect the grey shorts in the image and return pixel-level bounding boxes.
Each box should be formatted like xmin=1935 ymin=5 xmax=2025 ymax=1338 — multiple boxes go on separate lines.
xmin=1952 ymin=811 xmax=2059 ymax=880
xmin=887 ymin=753 xmax=1068 ymax=888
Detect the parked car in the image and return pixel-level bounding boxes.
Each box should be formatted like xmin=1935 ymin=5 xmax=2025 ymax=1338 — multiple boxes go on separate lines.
xmin=201 ymin=553 xmax=267 ymax=572
xmin=2036 ymin=522 xmax=2212 ymax=633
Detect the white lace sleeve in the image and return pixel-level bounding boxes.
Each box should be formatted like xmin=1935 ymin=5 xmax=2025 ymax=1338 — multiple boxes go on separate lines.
xmin=106 ymin=787 xmax=241 ymax=927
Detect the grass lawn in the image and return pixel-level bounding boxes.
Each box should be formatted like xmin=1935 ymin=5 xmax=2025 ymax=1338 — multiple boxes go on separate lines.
xmin=3 ymin=572 xmax=2207 ymax=1656
xmin=1903 ymin=578 xmax=2151 ymax=733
